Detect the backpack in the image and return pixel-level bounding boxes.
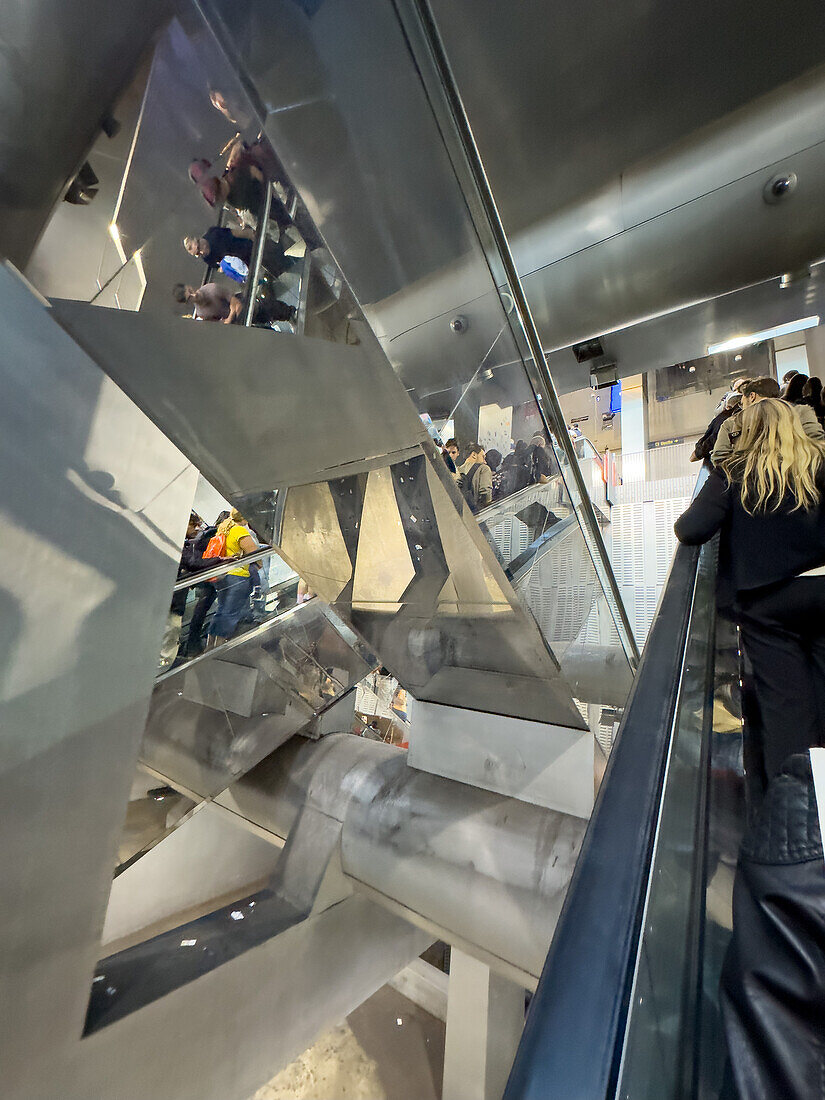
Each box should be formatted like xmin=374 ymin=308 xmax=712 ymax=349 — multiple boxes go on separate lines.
xmin=499 ymin=454 xmax=532 ymax=497
xmin=204 ymin=530 xmax=228 ymax=581
xmin=458 ymin=462 xmax=484 ymax=511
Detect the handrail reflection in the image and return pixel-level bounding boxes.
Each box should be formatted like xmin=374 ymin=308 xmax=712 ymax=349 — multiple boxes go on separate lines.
xmin=156 ymin=580 xmax=306 ymax=683
xmin=172 ymin=545 xmax=283 ymax=591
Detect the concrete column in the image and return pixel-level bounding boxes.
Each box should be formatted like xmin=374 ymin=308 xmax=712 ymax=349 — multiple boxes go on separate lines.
xmin=620 ymin=373 xmax=648 ymax=482
xmin=442 ymin=949 xmax=525 ymax=1100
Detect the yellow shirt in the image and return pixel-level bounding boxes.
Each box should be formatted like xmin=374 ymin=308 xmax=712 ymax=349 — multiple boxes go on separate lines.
xmin=225 ymin=524 xmax=253 ymax=576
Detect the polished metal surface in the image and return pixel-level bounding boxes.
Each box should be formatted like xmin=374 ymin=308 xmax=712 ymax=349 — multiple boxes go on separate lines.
xmin=50 ymin=297 xmax=596 ymax=727
xmin=49 ymin=300 xmax=428 ymax=490
xmin=546 ymin=266 xmax=825 ymax=396
xmin=143 ymin=599 xmax=377 ymax=799
xmin=0 ymin=0 xmax=173 ymax=269
xmin=49 ymin=891 xmax=432 ymax=1099
xmin=115 ymin=766 xmax=198 ymax=872
xmin=210 ymin=0 xmax=825 ymax=426
xmin=216 ymin=733 xmax=587 ymax=984
xmin=407 ymin=700 xmax=595 ymax=818
xmin=207 ymin=0 xmax=636 ymax=683
xmin=427 ymin=0 xmax=825 ymax=237
xmin=276 ymin=447 xmax=588 ymax=725
xmin=394 ymin=0 xmax=638 ymax=670
xmin=0 ymin=262 xmax=199 ymax=1094
xmin=522 ymin=136 xmax=825 ymax=355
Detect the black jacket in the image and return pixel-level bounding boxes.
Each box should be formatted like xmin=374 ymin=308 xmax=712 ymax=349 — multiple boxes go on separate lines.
xmin=720 ymin=754 xmax=825 ymax=1100
xmin=693 ymin=408 xmax=732 ymax=463
xmin=675 ymin=468 xmax=825 ymax=595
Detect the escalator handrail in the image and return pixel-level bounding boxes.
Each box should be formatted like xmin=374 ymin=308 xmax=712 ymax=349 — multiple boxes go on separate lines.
xmin=504 ymin=482 xmax=708 ymax=1100
xmin=172 ymin=545 xmax=288 ymax=591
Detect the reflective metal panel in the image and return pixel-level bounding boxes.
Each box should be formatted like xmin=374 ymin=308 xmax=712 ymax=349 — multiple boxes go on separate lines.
xmin=0 ymin=0 xmax=173 ymax=269
xmin=428 ymin=0 xmax=825 ymax=233
xmin=0 ymin=263 xmax=198 ymax=1090
xmin=275 ymin=449 xmax=588 ymax=726
xmin=142 ymin=599 xmax=378 ymax=799
xmin=49 ymin=300 xmax=429 ymax=491
xmin=51 ymin=298 xmax=594 ymax=727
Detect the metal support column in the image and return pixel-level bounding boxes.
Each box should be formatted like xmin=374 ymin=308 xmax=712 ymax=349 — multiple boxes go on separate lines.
xmin=443 ymin=950 xmax=525 ymax=1100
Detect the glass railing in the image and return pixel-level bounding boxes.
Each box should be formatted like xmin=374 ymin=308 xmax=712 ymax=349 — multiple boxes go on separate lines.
xmin=41 ymin=0 xmax=638 ymax=742
xmin=158 ymin=545 xmax=299 ymax=676
xmin=503 ymin=470 xmax=747 ymax=1099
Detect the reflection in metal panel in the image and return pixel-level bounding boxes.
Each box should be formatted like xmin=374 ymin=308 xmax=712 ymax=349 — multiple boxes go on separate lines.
xmin=51 ymin=298 xmax=594 ymax=727
xmin=141 ymin=599 xmax=379 ymax=800
xmin=49 ymin=300 xmax=429 ymax=493
xmin=0 ymin=263 xmax=199 ymax=1090
xmin=275 ymin=450 xmax=587 ymax=727
xmin=0 ymin=0 xmax=173 ymax=269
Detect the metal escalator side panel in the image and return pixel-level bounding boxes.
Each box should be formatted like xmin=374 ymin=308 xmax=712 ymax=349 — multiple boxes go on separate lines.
xmin=140 ymin=598 xmax=376 ymax=801
xmin=50 ymin=300 xmax=589 ymax=727
xmin=503 ymin=534 xmax=710 ymax=1100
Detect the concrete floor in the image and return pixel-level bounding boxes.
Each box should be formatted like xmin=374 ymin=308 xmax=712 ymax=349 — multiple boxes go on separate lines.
xmin=254 ymin=985 xmax=445 ymax=1099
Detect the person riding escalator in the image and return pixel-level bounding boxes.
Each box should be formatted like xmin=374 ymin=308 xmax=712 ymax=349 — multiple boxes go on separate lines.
xmin=675 ymin=397 xmax=825 ymax=781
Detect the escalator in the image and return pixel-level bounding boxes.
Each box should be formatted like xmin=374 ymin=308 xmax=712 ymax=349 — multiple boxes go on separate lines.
xmin=503 ymin=488 xmax=751 ymax=1099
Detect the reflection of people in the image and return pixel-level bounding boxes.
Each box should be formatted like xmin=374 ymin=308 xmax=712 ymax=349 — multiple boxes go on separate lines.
xmin=568 ymin=423 xmax=583 ymax=442
xmin=189 ymin=149 xmax=292 ymax=232
xmin=173 ymin=282 xmax=232 ymax=321
xmin=207 ymin=509 xmax=260 ymax=646
xmin=184 ymin=227 xmax=288 ymax=279
xmin=172 ymin=283 xmax=295 ymax=327
xmin=209 ymin=88 xmax=238 ymax=124
xmin=185 ymin=227 xmax=253 ymax=267
xmin=444 ymin=438 xmax=460 ymax=481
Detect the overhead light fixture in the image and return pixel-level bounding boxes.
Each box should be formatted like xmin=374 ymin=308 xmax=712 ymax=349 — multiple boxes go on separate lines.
xmin=707 ymin=316 xmax=819 ymax=355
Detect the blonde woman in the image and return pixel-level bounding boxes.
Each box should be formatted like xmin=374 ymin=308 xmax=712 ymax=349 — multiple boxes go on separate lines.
xmin=207 ymin=509 xmax=259 ymax=645
xmin=676 ymin=398 xmax=825 ymax=779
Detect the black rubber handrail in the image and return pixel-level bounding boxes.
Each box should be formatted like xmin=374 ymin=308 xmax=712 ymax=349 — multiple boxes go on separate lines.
xmin=504 ymin=532 xmax=707 ymax=1100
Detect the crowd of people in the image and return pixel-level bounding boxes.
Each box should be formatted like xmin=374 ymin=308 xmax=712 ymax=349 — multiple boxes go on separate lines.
xmin=174 ymin=91 xmax=305 ymax=329
xmin=160 ymin=507 xmax=270 ymax=668
xmin=438 ymin=431 xmax=565 ymax=512
xmin=675 ymin=367 xmax=825 ymax=1096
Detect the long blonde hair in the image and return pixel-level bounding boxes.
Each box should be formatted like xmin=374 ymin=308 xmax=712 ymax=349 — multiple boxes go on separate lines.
xmin=721 ymin=397 xmax=825 ymax=513
xmin=218 ymin=507 xmax=246 ymax=535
